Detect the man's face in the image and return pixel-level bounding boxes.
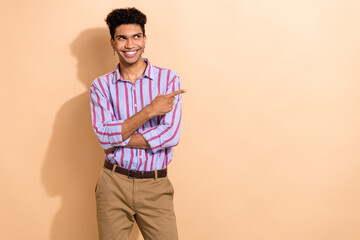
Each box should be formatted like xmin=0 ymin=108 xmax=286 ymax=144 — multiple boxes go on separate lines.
xmin=111 ymin=24 xmax=146 ymax=66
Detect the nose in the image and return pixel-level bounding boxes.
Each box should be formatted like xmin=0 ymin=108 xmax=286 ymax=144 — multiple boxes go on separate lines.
xmin=125 ymin=39 xmax=134 ymax=49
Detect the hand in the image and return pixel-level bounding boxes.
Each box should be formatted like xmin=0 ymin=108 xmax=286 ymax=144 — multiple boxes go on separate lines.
xmin=104 ymin=147 xmax=116 ymax=154
xmin=148 ymin=89 xmax=186 ymax=117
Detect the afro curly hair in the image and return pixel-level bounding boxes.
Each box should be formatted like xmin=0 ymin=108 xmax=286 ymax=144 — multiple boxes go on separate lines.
xmin=105 ymin=7 xmax=147 ymax=40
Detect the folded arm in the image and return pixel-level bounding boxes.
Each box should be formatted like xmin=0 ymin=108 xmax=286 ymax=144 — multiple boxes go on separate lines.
xmin=105 ymin=133 xmax=150 ymax=153
xmin=90 ymin=79 xmax=185 ymax=152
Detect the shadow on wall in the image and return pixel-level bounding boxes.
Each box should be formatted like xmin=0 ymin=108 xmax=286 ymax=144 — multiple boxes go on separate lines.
xmin=41 ymin=28 xmax=141 ymax=240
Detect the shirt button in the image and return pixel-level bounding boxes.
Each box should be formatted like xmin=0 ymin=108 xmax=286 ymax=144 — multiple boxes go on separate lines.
xmin=134 ymin=104 xmax=137 ymax=107
xmin=139 ymin=156 xmax=142 ymax=159
xmin=133 ymin=87 xmax=135 ymax=91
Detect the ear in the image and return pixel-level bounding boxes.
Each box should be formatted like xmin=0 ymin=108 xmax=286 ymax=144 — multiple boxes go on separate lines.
xmin=110 ymin=38 xmax=115 ymax=49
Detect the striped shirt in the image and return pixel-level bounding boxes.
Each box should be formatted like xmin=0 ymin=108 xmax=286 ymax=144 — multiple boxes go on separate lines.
xmin=90 ymin=58 xmax=182 ymax=171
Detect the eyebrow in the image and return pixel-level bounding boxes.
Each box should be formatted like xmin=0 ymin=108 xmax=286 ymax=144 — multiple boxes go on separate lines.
xmin=115 ymin=33 xmax=143 ymax=38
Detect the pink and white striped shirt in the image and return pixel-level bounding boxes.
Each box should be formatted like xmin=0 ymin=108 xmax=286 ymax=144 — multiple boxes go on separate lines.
xmin=90 ymin=59 xmax=182 ymax=171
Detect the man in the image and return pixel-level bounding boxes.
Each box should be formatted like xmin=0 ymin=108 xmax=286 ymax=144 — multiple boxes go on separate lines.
xmin=90 ymin=7 xmax=185 ymax=240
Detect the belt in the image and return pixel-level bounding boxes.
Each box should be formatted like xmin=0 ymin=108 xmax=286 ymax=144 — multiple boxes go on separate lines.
xmin=104 ymin=160 xmax=167 ymax=179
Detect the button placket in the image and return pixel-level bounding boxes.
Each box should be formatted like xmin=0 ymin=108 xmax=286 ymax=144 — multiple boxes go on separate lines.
xmin=132 ymin=85 xmax=138 ymax=113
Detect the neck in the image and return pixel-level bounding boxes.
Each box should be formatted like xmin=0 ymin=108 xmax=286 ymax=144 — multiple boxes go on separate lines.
xmin=118 ymin=58 xmax=147 ymax=83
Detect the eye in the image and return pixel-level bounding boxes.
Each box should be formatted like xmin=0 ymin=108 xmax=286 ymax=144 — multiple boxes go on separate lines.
xmin=117 ymin=36 xmax=125 ymax=40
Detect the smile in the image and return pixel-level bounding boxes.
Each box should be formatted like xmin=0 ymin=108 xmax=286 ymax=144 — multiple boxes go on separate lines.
xmin=122 ymin=50 xmax=138 ymax=57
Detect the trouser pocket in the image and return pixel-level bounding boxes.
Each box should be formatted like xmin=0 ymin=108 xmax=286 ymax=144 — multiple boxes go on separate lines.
xmin=95 ymin=169 xmax=104 ymax=193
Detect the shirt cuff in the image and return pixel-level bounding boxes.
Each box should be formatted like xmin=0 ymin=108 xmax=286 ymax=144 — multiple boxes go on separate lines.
xmin=141 ymin=129 xmax=162 ymax=153
xmin=109 ymin=124 xmax=130 ymax=147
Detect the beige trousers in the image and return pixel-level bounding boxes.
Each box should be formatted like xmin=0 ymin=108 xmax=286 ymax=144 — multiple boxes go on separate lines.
xmin=95 ymin=166 xmax=178 ymax=240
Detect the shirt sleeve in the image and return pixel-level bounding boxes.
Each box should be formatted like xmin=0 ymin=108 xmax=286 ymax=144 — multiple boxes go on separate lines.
xmin=140 ymin=74 xmax=183 ymax=153
xmin=90 ymin=83 xmax=130 ymax=149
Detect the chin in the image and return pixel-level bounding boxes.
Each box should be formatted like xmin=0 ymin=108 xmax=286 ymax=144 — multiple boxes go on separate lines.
xmin=120 ymin=56 xmax=142 ymax=65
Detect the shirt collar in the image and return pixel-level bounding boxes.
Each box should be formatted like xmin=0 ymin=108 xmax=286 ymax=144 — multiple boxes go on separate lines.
xmin=113 ymin=58 xmax=155 ymax=84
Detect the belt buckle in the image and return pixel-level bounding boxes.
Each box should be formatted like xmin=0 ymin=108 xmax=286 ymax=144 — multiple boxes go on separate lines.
xmin=128 ymin=170 xmax=135 ymax=179
xmin=128 ymin=170 xmax=144 ymax=179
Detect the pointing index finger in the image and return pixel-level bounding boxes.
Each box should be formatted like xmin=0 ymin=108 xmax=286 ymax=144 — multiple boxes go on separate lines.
xmin=168 ymin=89 xmax=186 ymax=97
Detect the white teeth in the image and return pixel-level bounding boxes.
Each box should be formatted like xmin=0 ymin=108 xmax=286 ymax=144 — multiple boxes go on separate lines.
xmin=125 ymin=51 xmax=136 ymax=55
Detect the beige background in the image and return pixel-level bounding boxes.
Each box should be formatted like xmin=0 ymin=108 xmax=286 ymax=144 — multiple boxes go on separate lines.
xmin=1 ymin=0 xmax=360 ymax=239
